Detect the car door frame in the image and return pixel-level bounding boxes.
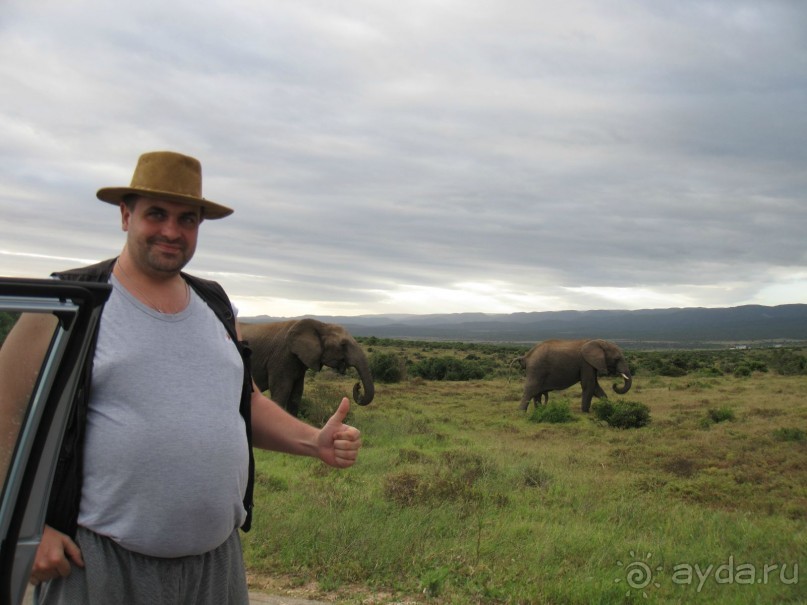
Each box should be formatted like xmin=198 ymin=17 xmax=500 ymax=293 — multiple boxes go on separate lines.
xmin=0 ymin=279 xmax=110 ymax=605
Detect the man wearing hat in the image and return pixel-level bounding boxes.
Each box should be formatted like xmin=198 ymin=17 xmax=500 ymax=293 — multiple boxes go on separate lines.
xmin=21 ymin=151 xmax=362 ymax=604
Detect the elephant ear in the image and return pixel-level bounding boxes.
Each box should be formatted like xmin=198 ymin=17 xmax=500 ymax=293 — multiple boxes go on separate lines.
xmin=288 ymin=319 xmax=323 ymax=371
xmin=581 ymin=340 xmax=608 ymax=374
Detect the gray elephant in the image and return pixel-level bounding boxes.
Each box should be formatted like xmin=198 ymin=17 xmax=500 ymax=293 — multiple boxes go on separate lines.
xmin=239 ymin=318 xmax=374 ymax=416
xmin=519 ymin=339 xmax=632 ymax=413
xmin=511 ymin=354 xmax=549 ymax=404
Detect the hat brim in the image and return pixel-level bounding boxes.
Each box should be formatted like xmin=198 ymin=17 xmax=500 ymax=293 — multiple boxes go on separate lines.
xmin=96 ymin=187 xmax=233 ymax=220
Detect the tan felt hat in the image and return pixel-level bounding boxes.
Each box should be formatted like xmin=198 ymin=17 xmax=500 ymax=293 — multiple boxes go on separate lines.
xmin=96 ymin=151 xmax=233 ymax=219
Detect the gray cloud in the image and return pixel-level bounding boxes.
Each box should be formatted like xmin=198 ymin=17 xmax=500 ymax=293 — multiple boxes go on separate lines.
xmin=1 ymin=0 xmax=806 ymax=316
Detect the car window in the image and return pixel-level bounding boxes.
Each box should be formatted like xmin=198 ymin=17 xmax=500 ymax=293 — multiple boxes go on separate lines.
xmin=0 ymin=312 xmax=59 ymax=497
xmin=0 ymin=279 xmax=110 ymax=605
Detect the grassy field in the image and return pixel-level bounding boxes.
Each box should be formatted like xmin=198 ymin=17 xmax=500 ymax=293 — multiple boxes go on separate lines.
xmin=241 ymin=343 xmax=806 ymax=604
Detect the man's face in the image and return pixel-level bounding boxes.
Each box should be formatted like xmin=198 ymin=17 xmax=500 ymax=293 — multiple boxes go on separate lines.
xmin=121 ymin=197 xmax=202 ymax=276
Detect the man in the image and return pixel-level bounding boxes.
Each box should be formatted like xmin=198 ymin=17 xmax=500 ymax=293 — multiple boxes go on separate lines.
xmin=17 ymin=151 xmax=362 ymax=604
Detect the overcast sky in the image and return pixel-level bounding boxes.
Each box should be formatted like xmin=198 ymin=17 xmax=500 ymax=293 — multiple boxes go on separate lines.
xmin=2 ymin=1 xmax=805 ymax=317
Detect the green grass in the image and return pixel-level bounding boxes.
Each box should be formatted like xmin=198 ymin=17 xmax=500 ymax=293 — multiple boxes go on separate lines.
xmin=242 ymin=345 xmax=807 ymax=604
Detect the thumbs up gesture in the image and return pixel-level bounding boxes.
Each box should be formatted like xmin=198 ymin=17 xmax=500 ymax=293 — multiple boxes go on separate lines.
xmin=317 ymin=397 xmax=362 ymax=468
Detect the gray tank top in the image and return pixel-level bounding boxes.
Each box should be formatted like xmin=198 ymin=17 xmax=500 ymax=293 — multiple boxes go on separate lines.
xmin=78 ymin=275 xmax=249 ymax=557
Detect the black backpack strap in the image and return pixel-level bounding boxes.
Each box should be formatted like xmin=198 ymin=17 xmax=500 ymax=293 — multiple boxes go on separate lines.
xmin=183 ymin=274 xmax=237 ymax=339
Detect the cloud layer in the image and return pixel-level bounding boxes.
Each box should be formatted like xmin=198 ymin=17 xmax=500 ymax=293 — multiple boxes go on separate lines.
xmin=2 ymin=0 xmax=806 ymax=316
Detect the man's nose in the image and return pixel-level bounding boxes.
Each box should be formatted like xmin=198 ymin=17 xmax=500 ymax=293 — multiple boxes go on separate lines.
xmin=160 ymin=218 xmax=183 ymax=239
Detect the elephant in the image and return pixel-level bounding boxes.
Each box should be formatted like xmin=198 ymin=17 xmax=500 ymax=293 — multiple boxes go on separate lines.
xmin=511 ymin=354 xmax=549 ymax=404
xmin=239 ymin=318 xmax=374 ymax=416
xmin=519 ymin=339 xmax=632 ymax=413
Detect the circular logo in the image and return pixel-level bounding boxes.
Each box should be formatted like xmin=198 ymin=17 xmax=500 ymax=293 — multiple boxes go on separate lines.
xmin=616 ymin=551 xmax=663 ymax=597
xmin=625 ymin=560 xmax=654 ymax=589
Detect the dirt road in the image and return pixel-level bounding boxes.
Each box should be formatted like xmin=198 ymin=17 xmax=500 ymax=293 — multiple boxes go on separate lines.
xmin=249 ymin=593 xmax=330 ymax=605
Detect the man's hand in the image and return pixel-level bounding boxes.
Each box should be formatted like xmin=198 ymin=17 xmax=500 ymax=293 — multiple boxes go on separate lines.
xmin=316 ymin=397 xmax=362 ymax=468
xmin=29 ymin=525 xmax=84 ymax=585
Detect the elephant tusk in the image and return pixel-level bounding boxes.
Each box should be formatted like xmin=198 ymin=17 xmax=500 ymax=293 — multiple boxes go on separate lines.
xmin=621 ymin=373 xmax=629 ymax=380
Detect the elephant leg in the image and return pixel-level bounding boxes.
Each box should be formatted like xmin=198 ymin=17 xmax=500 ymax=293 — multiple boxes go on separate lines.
xmin=287 ymin=378 xmax=305 ymax=417
xmin=593 ymin=381 xmax=608 ymax=400
xmin=521 ymin=378 xmax=546 ymax=411
xmin=580 ymin=382 xmax=609 ymax=414
xmin=267 ymin=378 xmax=294 ymax=413
xmin=251 ymin=364 xmax=269 ymax=395
xmin=581 ymin=385 xmax=607 ymax=412
xmin=581 ymin=391 xmax=593 ymax=413
xmin=581 ymin=382 xmax=602 ymax=413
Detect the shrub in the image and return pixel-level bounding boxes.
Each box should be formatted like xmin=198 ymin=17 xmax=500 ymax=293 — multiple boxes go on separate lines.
xmin=592 ymin=400 xmax=614 ymax=422
xmin=658 ymin=363 xmax=688 ymax=377
xmin=698 ymin=367 xmax=724 ymax=377
xmin=769 ymin=349 xmax=807 ymax=375
xmin=733 ymin=365 xmax=752 ymax=377
xmin=773 ymin=427 xmax=807 ymax=442
xmin=411 ymin=356 xmax=486 ymax=381
xmin=369 ymin=351 xmax=406 ymax=383
xmin=707 ymin=407 xmax=735 ymax=423
xmin=592 ymin=399 xmax=651 ymax=429
xmin=528 ymin=400 xmax=576 ymax=424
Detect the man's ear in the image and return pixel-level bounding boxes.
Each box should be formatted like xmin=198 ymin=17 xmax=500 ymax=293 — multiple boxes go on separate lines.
xmin=120 ymin=202 xmax=130 ymax=232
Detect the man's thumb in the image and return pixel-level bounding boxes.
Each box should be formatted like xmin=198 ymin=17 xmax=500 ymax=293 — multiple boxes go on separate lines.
xmin=329 ymin=397 xmax=350 ymax=425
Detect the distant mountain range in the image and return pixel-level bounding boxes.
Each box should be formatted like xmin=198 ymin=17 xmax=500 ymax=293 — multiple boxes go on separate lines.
xmin=241 ymin=304 xmax=807 ymax=348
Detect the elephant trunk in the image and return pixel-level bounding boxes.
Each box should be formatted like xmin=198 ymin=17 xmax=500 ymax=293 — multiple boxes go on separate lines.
xmin=351 ymin=357 xmax=375 ymax=406
xmin=612 ymin=372 xmax=632 ymax=395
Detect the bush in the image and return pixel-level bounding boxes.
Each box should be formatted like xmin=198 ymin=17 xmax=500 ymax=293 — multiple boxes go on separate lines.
xmin=731 ymin=360 xmax=767 ymax=377
xmin=528 ymin=401 xmax=576 ymax=424
xmin=369 ymin=351 xmax=406 ymax=383
xmin=707 ymin=407 xmax=735 ymax=423
xmin=769 ymin=349 xmax=807 ymax=376
xmin=411 ymin=356 xmax=486 ymax=381
xmin=592 ymin=399 xmax=651 ymax=429
xmin=658 ymin=362 xmax=688 ymax=377
xmin=773 ymin=427 xmax=806 ymax=442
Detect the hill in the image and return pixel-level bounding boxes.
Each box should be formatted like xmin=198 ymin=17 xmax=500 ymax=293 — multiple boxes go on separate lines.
xmin=240 ymin=304 xmax=807 ymax=348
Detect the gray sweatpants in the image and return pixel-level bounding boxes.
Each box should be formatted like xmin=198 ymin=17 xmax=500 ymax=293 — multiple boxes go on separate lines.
xmin=36 ymin=526 xmax=249 ymax=605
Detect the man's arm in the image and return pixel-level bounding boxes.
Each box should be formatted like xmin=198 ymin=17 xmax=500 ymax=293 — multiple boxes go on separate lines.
xmin=249 ymin=389 xmax=361 ymax=468
xmin=236 ymin=323 xmax=361 ymax=467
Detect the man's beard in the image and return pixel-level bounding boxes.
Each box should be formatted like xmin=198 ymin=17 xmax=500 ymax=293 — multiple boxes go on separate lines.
xmin=141 ymin=237 xmax=192 ymax=275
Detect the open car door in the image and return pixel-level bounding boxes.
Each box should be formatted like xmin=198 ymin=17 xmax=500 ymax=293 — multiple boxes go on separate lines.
xmin=0 ymin=279 xmax=110 ymax=605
